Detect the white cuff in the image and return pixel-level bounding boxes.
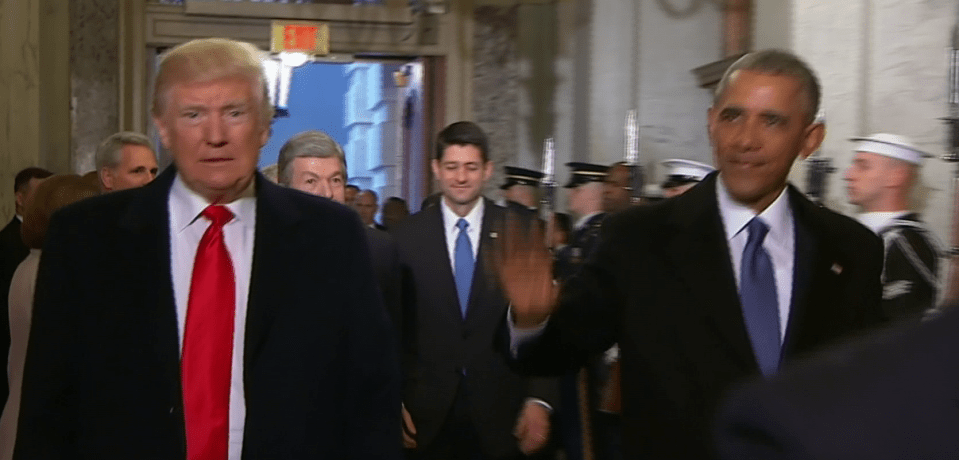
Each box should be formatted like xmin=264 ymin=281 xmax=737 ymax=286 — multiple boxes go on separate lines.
xmin=525 ymin=397 xmax=553 ymax=413
xmin=507 ymin=306 xmax=548 ymax=357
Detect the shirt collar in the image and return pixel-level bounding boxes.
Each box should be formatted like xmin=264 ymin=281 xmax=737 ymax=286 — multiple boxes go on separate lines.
xmin=857 ymin=211 xmax=911 ymax=234
xmin=15 ymin=214 xmax=22 ymax=223
xmin=440 ymin=196 xmax=485 ymax=234
xmin=717 ymin=175 xmax=792 ymax=242
xmin=169 ymin=173 xmax=257 ymax=234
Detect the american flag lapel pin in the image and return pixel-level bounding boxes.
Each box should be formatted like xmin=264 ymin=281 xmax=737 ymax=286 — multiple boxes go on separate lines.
xmin=830 ymin=262 xmax=843 ymax=275
xmin=490 ymin=232 xmax=498 ymax=239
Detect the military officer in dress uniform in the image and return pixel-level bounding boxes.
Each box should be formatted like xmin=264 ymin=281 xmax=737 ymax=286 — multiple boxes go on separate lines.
xmin=660 ymin=159 xmax=715 ymax=198
xmin=499 ymin=166 xmax=543 ymax=211
xmin=845 ymin=133 xmax=940 ymax=322
xmin=554 ymin=162 xmax=607 ymax=282
xmin=552 ymin=162 xmax=615 ymax=460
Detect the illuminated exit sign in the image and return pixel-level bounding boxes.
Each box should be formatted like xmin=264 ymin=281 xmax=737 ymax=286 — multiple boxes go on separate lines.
xmin=270 ymin=21 xmax=330 ymax=55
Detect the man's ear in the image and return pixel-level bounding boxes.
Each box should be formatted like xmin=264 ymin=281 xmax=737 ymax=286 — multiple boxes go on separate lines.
xmin=483 ymin=160 xmax=494 ymax=182
xmin=99 ymin=167 xmax=114 ymax=191
xmin=431 ymin=159 xmax=440 ymax=178
xmin=798 ymin=122 xmax=826 ymax=160
xmin=153 ymin=116 xmax=172 ymax=149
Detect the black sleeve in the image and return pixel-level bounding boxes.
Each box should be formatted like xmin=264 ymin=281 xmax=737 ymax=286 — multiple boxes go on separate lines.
xmin=343 ymin=219 xmax=403 ymax=459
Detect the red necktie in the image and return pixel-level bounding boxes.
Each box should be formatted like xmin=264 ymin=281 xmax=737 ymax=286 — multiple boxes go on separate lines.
xmin=182 ymin=205 xmax=235 ymax=460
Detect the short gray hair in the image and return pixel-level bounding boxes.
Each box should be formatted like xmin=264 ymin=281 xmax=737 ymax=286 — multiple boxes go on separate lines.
xmin=714 ymin=49 xmax=821 ymax=124
xmin=95 ymin=131 xmax=155 ymax=170
xmin=277 ymin=130 xmax=347 ymax=186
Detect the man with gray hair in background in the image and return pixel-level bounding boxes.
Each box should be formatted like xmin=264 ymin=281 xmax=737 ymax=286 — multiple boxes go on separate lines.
xmin=94 ymin=131 xmax=159 ymax=192
xmin=276 ymin=130 xmax=403 ymax=345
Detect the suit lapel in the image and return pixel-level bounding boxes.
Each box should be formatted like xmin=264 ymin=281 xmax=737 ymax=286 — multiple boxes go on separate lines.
xmin=464 ymin=199 xmax=502 ymax=326
xmin=666 ymin=175 xmax=757 ymax=370
xmin=244 ymin=174 xmax=307 ymax=376
xmin=780 ymin=187 xmax=846 ymax=358
xmin=117 ymin=167 xmax=182 ymax=398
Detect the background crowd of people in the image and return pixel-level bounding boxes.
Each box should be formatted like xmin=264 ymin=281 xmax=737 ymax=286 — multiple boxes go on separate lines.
xmin=0 ymin=38 xmax=951 ymax=460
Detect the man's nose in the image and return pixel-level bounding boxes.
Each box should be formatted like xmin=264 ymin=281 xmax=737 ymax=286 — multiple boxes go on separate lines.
xmin=732 ymin=119 xmax=761 ymax=151
xmin=205 ymin=115 xmax=228 ymax=147
xmin=317 ymin=180 xmax=332 ymax=198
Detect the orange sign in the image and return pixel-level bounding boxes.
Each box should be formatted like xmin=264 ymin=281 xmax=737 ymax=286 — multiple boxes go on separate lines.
xmin=271 ymin=21 xmax=329 ymax=55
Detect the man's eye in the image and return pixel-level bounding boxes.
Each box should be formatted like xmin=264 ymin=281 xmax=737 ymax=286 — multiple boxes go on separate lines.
xmin=719 ymin=111 xmax=741 ymax=122
xmin=763 ymin=116 xmax=785 ymax=127
xmin=183 ymin=111 xmax=200 ymax=119
xmin=305 ymin=178 xmax=316 ymax=184
xmin=333 ymin=177 xmax=343 ymax=184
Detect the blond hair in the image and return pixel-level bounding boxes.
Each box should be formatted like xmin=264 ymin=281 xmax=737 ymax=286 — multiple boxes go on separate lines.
xmin=152 ymin=38 xmax=274 ymax=126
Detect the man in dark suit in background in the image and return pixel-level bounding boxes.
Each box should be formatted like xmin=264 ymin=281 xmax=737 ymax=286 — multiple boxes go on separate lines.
xmin=15 ymin=38 xmax=399 ymax=459
xmin=276 ymin=129 xmax=402 ymax=344
xmin=502 ymin=49 xmax=886 ymax=459
xmin=0 ymin=166 xmax=51 ymax=413
xmin=394 ymin=121 xmax=556 ymax=460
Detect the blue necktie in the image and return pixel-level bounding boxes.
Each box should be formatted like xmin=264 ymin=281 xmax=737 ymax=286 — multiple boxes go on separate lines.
xmin=739 ymin=218 xmax=781 ymax=376
xmin=454 ymin=218 xmax=474 ymax=317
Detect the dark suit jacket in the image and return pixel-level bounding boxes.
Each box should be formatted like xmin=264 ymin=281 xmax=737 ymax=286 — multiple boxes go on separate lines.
xmin=0 ymin=217 xmax=28 ymax=411
xmin=394 ymin=199 xmax=557 ymax=459
xmin=14 ymin=168 xmax=401 ymax=459
xmin=366 ymin=226 xmax=403 ymax=351
xmin=512 ymin=173 xmax=885 ymax=459
xmin=715 ymin=305 xmax=959 ymax=459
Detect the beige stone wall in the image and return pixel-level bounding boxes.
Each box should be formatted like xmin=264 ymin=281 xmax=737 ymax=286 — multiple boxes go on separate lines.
xmin=792 ymin=0 xmax=955 ymax=246
xmin=0 ymin=0 xmax=41 ymax=222
xmin=0 ymin=0 xmax=70 ymax=224
xmin=71 ymin=0 xmax=119 ymax=174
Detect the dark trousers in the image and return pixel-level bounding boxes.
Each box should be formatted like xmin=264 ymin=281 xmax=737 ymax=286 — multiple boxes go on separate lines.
xmin=408 ymin=383 xmax=489 ymax=460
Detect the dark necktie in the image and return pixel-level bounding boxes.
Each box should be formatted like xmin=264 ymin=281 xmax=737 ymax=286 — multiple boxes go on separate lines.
xmin=182 ymin=205 xmax=235 ymax=460
xmin=739 ymin=218 xmax=781 ymax=376
xmin=454 ymin=218 xmax=474 ymax=317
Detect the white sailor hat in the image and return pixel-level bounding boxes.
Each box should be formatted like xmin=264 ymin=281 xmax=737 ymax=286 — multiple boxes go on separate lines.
xmin=660 ymin=159 xmax=715 ymax=188
xmin=849 ymin=133 xmax=932 ymax=165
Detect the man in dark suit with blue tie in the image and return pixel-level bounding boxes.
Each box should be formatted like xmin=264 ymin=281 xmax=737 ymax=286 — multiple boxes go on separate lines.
xmin=394 ymin=121 xmax=556 ymax=460
xmin=14 ymin=38 xmax=400 ymax=459
xmin=502 ymin=49 xmax=886 ymax=459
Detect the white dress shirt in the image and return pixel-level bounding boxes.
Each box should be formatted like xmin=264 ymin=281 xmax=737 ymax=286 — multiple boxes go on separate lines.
xmin=716 ymin=176 xmax=795 ymax=340
xmin=440 ymin=197 xmax=484 ymax=273
xmin=169 ymin=174 xmax=256 ymax=460
xmin=857 ymin=211 xmax=910 ymax=234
